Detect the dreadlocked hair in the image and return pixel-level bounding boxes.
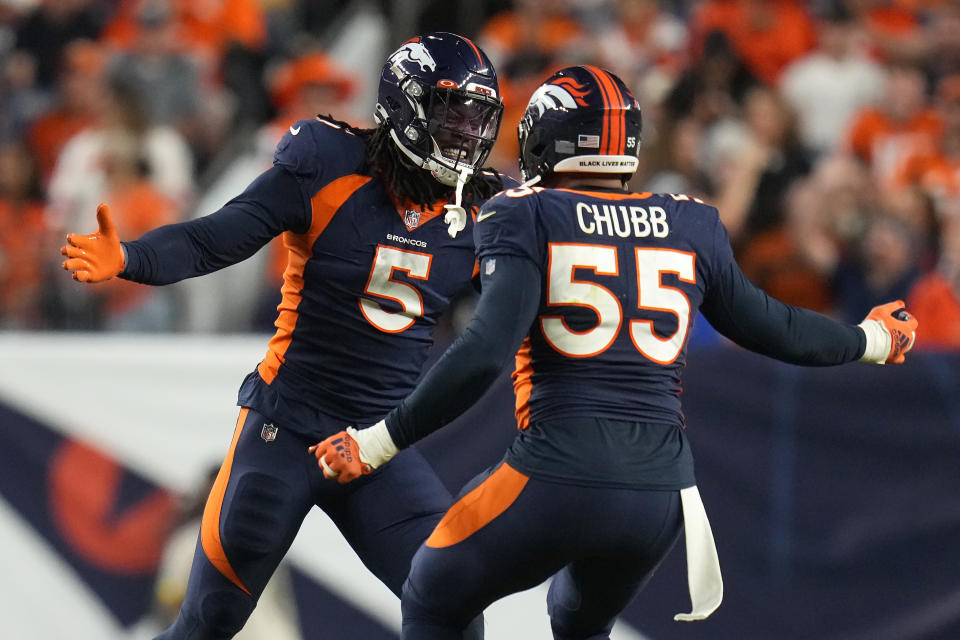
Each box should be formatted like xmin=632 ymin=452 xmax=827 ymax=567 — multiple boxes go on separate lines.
xmin=316 ymin=114 xmax=505 ymax=211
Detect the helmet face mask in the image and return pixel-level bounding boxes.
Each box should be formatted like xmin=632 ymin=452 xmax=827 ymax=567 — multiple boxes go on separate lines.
xmin=424 ymin=89 xmax=502 ymax=184
xmin=518 ymin=66 xmax=643 ymax=183
xmin=376 ymin=33 xmax=503 ymax=187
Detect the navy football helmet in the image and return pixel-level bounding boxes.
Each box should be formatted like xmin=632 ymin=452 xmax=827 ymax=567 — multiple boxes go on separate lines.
xmin=375 ymin=32 xmax=503 ymax=188
xmin=518 ymin=66 xmax=643 ymax=182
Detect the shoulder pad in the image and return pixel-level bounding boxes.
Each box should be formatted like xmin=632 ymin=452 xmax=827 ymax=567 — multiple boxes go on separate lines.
xmin=480 ymin=187 xmax=539 ymax=217
xmin=501 ymin=183 xmax=546 ymax=200
xmin=274 ymin=117 xmax=366 ymax=188
xmin=651 ymin=192 xmax=716 ymax=216
xmin=498 ymin=173 xmax=522 ymax=191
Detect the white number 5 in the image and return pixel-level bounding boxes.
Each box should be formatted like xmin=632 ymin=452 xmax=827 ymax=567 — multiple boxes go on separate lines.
xmin=541 ymin=244 xmax=621 ymax=357
xmin=542 ymin=244 xmax=695 ymax=363
xmin=359 ymin=246 xmax=432 ymax=333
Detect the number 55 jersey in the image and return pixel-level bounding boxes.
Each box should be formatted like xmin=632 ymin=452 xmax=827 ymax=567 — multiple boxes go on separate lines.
xmin=474 ymin=183 xmax=864 ymax=488
xmin=478 ymin=184 xmax=720 ymax=430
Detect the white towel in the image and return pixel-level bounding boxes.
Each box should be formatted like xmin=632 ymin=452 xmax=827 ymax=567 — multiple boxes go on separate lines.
xmin=674 ymin=485 xmax=724 ymax=621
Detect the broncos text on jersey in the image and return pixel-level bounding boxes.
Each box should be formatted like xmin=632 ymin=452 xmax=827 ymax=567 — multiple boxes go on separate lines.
xmin=239 ymin=117 xmax=489 ymax=435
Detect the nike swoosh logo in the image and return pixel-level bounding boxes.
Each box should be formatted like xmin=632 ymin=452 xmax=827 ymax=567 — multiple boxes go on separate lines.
xmin=476 ymin=210 xmax=496 ymax=222
xmin=290 ymin=125 xmax=301 ymax=135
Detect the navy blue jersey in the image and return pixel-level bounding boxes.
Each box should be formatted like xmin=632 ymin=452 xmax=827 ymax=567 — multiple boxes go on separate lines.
xmin=122 ymin=116 xmax=513 ymax=436
xmin=384 ymin=182 xmax=862 ymax=485
xmin=475 ymin=184 xmax=728 ymax=429
xmin=243 ymin=118 xmax=486 ymax=433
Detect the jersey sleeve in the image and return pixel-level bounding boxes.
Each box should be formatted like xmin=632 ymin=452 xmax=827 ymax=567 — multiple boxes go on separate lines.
xmin=473 ymin=190 xmax=544 ymax=267
xmin=385 ymin=254 xmax=542 ymax=449
xmin=700 ymin=213 xmax=866 ymax=365
xmin=273 ymin=116 xmax=366 ymax=196
xmin=499 ymin=174 xmax=522 ymax=190
xmin=120 ymin=166 xmax=309 ymax=285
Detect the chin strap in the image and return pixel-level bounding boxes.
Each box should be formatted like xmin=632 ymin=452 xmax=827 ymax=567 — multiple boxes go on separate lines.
xmin=444 ymin=165 xmax=473 ymax=239
xmin=520 ymin=174 xmax=542 ymax=188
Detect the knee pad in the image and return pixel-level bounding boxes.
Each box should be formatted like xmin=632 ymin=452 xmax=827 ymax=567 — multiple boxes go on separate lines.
xmin=158 ymin=590 xmax=255 ymax=640
xmin=197 ymin=589 xmax=255 ymax=639
xmin=402 ymin=577 xmax=458 ymax=627
xmin=548 ymin=580 xmax=613 ymax=640
xmin=549 ymin=608 xmax=615 ymax=640
xmin=220 ymin=472 xmax=293 ymax=561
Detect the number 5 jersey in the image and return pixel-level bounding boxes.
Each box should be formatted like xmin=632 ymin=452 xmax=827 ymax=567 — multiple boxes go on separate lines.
xmin=119 ymin=116 xmax=509 ymax=437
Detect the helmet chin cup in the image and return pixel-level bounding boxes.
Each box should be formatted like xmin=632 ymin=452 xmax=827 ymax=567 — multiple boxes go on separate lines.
xmin=386 ymin=128 xmax=472 ymax=187
xmin=428 ymin=157 xmax=472 ymax=187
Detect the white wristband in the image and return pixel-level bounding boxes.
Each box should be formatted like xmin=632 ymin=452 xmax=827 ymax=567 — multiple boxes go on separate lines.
xmin=347 ymin=421 xmax=398 ymax=469
xmin=858 ymin=319 xmax=891 ymax=365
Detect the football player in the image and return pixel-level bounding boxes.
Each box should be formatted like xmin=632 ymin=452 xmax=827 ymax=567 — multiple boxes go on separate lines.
xmin=310 ymin=66 xmax=919 ymax=639
xmin=60 ymin=33 xmax=507 ymax=639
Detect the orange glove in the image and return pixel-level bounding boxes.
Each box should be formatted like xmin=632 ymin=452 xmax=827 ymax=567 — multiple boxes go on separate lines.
xmin=60 ymin=203 xmax=125 ymax=283
xmin=859 ymin=300 xmax=918 ymax=364
xmin=309 ymin=430 xmax=373 ymax=484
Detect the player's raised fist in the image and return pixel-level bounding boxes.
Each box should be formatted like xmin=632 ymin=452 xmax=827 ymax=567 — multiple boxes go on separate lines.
xmin=859 ymin=300 xmax=918 ymax=364
xmin=309 ymin=430 xmax=373 ymax=484
xmin=60 ymin=203 xmax=125 ymax=283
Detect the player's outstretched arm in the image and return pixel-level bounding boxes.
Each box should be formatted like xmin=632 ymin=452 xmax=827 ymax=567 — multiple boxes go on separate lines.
xmin=702 ymin=257 xmax=918 ymax=366
xmin=59 ymin=167 xmax=311 ymax=287
xmin=310 ymin=254 xmax=542 ymax=482
xmin=60 ymin=203 xmax=125 ymax=283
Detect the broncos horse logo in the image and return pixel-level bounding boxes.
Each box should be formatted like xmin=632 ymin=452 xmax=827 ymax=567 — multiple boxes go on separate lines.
xmin=525 ymin=77 xmax=591 ymax=119
xmin=389 ymin=40 xmax=437 ymax=73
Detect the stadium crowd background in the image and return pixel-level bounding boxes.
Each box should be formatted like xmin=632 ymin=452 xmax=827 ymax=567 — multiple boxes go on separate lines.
xmin=1 ymin=0 xmax=959 ymax=347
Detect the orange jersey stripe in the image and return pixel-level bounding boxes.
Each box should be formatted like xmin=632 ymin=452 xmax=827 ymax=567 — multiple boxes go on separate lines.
xmin=512 ymin=337 xmax=533 ymax=430
xmin=200 ymin=408 xmax=251 ymax=595
xmin=426 ymin=462 xmax=529 ymax=548
xmin=471 ymin=210 xmax=481 ymax=279
xmin=393 ymin=199 xmax=446 ymax=227
xmin=258 ymin=174 xmax=372 ymax=384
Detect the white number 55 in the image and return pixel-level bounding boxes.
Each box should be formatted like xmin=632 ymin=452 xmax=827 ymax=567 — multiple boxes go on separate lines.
xmin=542 ymin=243 xmax=696 ymax=364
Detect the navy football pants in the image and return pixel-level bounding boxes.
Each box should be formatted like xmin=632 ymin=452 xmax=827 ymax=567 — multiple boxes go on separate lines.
xmin=156 ymin=408 xmax=478 ymax=639
xmin=400 ymin=462 xmax=683 ymax=640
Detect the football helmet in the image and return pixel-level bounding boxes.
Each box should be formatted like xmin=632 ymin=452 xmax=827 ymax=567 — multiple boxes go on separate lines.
xmin=518 ymin=66 xmax=643 ymax=182
xmin=375 ymin=32 xmax=503 ymax=188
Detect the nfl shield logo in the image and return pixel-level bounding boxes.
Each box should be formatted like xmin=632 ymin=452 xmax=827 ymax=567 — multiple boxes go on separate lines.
xmin=404 ymin=209 xmax=421 ymax=230
xmin=261 ymin=423 xmax=278 ymax=442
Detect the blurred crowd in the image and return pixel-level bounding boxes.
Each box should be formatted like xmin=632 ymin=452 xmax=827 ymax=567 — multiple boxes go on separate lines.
xmin=1 ymin=0 xmax=959 ymax=350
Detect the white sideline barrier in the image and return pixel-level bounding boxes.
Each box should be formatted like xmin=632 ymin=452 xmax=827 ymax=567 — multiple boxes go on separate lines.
xmin=0 ymin=333 xmax=652 ymax=640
